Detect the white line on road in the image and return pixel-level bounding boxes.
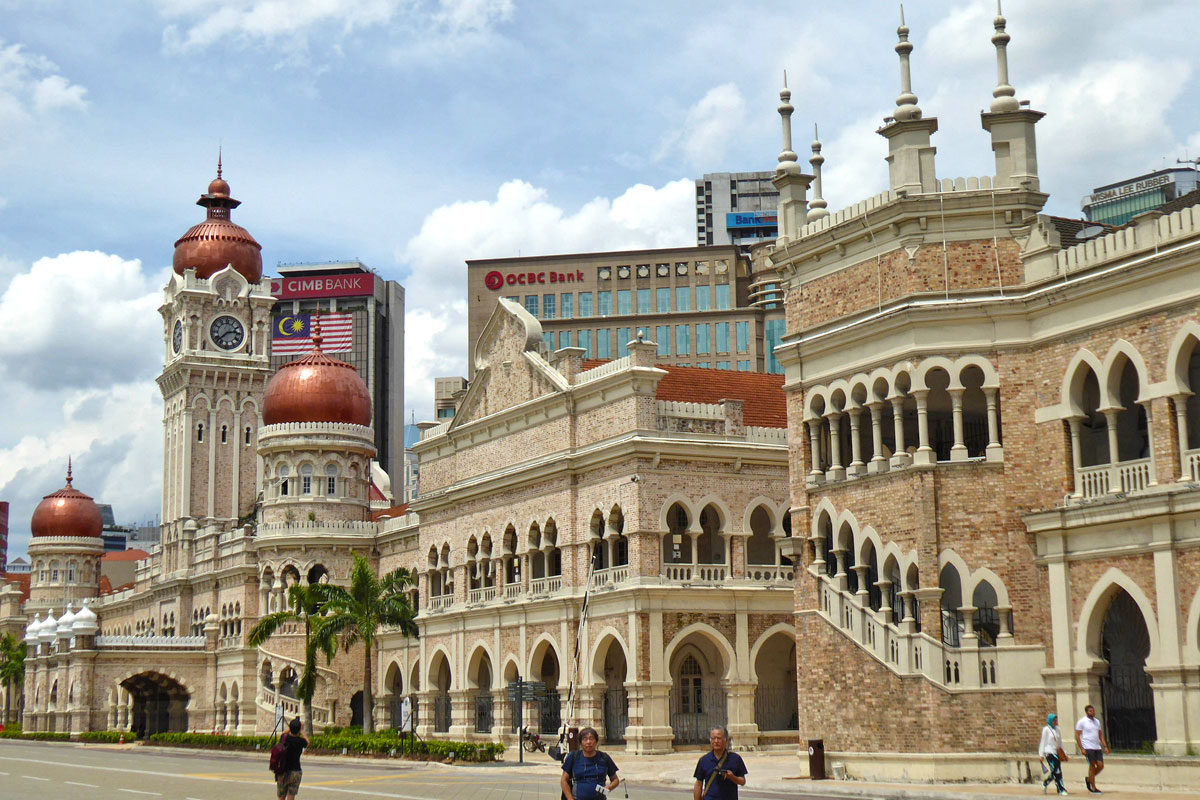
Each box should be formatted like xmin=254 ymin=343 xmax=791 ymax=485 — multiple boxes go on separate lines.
xmin=22 ymin=775 xmax=49 ymax=780
xmin=65 ymin=781 xmax=100 ymax=787
xmin=118 ymin=790 xmax=161 ymax=796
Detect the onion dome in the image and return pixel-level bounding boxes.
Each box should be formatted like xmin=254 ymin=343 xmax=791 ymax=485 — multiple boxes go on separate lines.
xmin=72 ymin=600 xmax=98 ymax=635
xmin=57 ymin=604 xmax=75 ymax=639
xmin=38 ymin=610 xmax=57 ymax=645
xmin=24 ymin=614 xmax=41 ymax=645
xmin=172 ymin=154 xmax=262 ymax=283
xmin=263 ymin=316 xmax=372 ymax=426
xmin=31 ymin=460 xmax=103 ymax=539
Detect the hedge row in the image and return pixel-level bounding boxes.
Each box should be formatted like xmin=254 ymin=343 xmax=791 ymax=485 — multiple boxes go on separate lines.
xmin=147 ymin=730 xmax=503 ymax=761
xmin=79 ymin=731 xmax=127 ymax=743
xmin=0 ymin=730 xmax=71 ymax=741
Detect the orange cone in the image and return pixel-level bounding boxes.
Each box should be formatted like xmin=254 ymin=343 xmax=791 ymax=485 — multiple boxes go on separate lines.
xmin=119 ymin=733 xmax=125 ymax=745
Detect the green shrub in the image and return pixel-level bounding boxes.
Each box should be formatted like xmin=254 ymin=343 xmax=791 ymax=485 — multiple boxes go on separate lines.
xmin=146 ymin=730 xmax=503 ymax=761
xmin=80 ymin=731 xmax=126 ymax=743
xmin=0 ymin=730 xmax=71 ymax=741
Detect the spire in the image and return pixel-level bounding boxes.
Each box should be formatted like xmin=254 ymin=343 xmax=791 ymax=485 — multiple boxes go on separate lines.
xmin=808 ymin=124 xmax=828 ymax=222
xmin=217 ymin=146 xmax=223 ymax=179
xmin=311 ymin=311 xmax=324 ymax=351
xmin=989 ymin=1 xmax=1019 ymax=113
xmin=776 ymin=71 xmax=800 ymax=173
xmin=66 ymin=457 xmax=73 ymax=487
xmin=893 ymin=5 xmax=922 ymax=121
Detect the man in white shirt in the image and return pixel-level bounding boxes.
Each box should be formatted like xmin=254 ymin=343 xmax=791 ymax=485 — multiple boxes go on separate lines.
xmin=1074 ymin=705 xmax=1109 ymax=793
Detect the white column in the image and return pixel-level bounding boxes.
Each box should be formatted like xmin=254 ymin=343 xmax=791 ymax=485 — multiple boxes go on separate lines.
xmin=949 ymin=389 xmax=968 ymax=461
xmin=1174 ymin=395 xmax=1193 ymax=481
xmin=1068 ymin=417 xmax=1084 ymax=497
xmin=914 ymin=390 xmax=935 ymax=465
xmin=848 ymin=409 xmax=865 ymax=476
xmin=1103 ymin=409 xmax=1121 ymax=492
xmin=868 ymin=402 xmax=887 ymax=473
xmin=985 ymin=388 xmax=1003 ymax=461
xmin=827 ymin=413 xmax=845 ymax=481
xmin=807 ymin=420 xmax=824 ymax=483
xmin=889 ymin=397 xmax=910 ymax=468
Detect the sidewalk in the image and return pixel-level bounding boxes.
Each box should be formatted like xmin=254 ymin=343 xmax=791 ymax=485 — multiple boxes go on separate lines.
xmin=489 ymin=748 xmax=1192 ymax=800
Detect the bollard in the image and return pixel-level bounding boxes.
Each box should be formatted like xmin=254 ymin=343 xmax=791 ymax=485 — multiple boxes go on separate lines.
xmin=807 ymin=739 xmax=826 ymax=780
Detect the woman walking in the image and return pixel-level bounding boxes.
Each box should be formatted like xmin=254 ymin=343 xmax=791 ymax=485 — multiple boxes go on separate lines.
xmin=1039 ymin=713 xmax=1068 ymax=796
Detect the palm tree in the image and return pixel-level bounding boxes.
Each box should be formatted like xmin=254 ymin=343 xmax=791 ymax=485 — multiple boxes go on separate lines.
xmin=309 ymin=554 xmax=418 ymax=734
xmin=248 ymin=582 xmax=325 ymax=735
xmin=0 ymin=632 xmax=25 ymax=724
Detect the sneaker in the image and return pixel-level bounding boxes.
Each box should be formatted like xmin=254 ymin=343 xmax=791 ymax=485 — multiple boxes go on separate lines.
xmin=1043 ymin=783 xmax=1048 ymax=794
xmin=1059 ymin=791 xmax=1069 ymax=796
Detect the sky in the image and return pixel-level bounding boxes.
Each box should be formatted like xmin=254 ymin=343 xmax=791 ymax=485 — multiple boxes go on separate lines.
xmin=1 ymin=0 xmax=1199 ymax=558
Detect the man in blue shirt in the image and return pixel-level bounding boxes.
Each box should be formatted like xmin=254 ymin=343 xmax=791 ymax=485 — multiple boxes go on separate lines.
xmin=561 ymin=727 xmax=619 ymax=800
xmin=693 ymin=727 xmax=747 ymax=800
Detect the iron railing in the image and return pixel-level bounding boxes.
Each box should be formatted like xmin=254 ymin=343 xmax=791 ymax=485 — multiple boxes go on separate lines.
xmin=474 ymin=693 xmax=494 ymax=734
xmin=433 ymin=693 xmax=451 ymax=733
xmin=669 ymin=686 xmax=727 ymax=745
xmin=602 ymin=689 xmax=628 ymax=743
xmin=754 ymin=686 xmax=798 ymax=731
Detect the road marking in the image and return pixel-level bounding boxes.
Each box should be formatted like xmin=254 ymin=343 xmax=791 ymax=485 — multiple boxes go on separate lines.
xmin=65 ymin=781 xmax=100 ymax=787
xmin=22 ymin=775 xmax=49 ymax=780
xmin=118 ymin=790 xmax=161 ymax=796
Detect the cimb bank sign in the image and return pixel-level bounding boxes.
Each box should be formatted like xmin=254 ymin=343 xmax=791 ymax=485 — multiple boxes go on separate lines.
xmin=483 ymin=270 xmax=585 ymax=291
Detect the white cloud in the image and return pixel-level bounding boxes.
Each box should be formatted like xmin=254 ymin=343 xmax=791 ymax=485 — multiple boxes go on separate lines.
xmin=0 ymin=39 xmax=88 ymax=130
xmin=398 ymin=178 xmax=694 ymax=418
xmin=434 ymin=0 xmax=514 ymax=33
xmin=656 ymin=83 xmax=747 ymax=169
xmin=0 ymin=251 xmax=164 ymax=389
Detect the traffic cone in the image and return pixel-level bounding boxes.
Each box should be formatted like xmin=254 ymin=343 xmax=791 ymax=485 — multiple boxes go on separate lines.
xmin=119 ymin=732 xmax=125 ymax=745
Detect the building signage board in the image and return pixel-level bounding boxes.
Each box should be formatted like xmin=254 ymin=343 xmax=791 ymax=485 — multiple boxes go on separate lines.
xmin=725 ymin=211 xmax=778 ymax=228
xmin=483 ymin=270 xmax=585 ymax=291
xmin=1086 ymin=173 xmax=1175 ymax=206
xmin=269 ymin=273 xmax=374 ymax=299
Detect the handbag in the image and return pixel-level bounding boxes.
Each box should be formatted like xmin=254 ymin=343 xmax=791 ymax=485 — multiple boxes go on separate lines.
xmin=1056 ymin=747 xmax=1068 ymax=762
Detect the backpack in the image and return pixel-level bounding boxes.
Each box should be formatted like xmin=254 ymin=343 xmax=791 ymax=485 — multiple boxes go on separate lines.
xmin=269 ymin=733 xmax=287 ymax=776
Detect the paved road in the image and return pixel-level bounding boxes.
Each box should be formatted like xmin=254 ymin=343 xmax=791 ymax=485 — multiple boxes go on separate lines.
xmin=0 ymin=740 xmax=844 ymax=800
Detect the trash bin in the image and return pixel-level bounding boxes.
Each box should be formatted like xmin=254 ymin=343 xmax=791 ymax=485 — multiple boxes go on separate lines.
xmin=567 ymin=727 xmax=580 ymax=752
xmin=808 ymin=739 xmax=826 ymax=780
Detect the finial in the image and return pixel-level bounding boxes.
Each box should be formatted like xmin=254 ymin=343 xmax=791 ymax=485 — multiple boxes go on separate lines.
xmin=808 ymin=124 xmax=828 ymax=221
xmin=311 ymin=311 xmax=323 ymax=350
xmin=893 ymin=4 xmax=922 ymax=121
xmin=776 ymin=72 xmax=799 ymax=171
xmin=217 ymin=146 xmax=223 ymax=179
xmin=989 ymin=0 xmax=1019 ymax=113
xmin=66 ymin=457 xmax=73 ymax=487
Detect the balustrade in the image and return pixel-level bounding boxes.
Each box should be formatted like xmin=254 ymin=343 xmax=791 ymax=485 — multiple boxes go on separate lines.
xmin=1074 ymin=456 xmax=1153 ymax=499
xmin=529 ymin=576 xmax=562 ymax=595
xmin=468 ymin=586 xmax=497 ymax=604
xmin=428 ymin=594 xmax=453 ymax=612
xmin=1187 ymin=448 xmax=1200 ymax=482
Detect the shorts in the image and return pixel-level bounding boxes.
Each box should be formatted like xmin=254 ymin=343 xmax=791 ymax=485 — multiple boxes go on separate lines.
xmin=276 ymin=769 xmax=302 ymax=798
xmin=1084 ymin=749 xmax=1103 ymax=764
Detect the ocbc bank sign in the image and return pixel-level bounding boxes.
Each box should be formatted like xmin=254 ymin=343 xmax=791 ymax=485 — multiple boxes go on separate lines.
xmin=484 ymin=270 xmax=585 ymax=291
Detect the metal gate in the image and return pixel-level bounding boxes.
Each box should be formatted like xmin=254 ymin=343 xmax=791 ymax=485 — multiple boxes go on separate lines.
xmin=669 ymin=687 xmax=727 ymax=745
xmin=474 ymin=693 xmax=494 ymax=734
xmin=602 ymin=689 xmax=628 ymax=743
xmin=433 ymin=693 xmax=452 ymax=733
xmin=539 ymin=690 xmax=561 ymax=733
xmin=753 ymin=686 xmax=797 ymax=731
xmin=1102 ymin=664 xmax=1157 ymax=750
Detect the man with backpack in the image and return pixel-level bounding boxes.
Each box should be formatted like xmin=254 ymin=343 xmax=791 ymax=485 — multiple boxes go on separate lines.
xmin=560 ymin=727 xmax=619 ymax=800
xmin=693 ymin=727 xmax=746 ymax=800
xmin=271 ymin=717 xmax=308 ymax=800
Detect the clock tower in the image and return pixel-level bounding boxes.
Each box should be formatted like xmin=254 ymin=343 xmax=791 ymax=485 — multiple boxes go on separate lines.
xmin=157 ymin=164 xmax=275 ymax=560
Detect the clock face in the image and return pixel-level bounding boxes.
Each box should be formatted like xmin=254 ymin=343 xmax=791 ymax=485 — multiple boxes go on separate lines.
xmin=598 ymin=267 xmax=611 ymax=281
xmin=656 ymin=264 xmax=670 ymax=277
xmin=172 ymin=320 xmax=183 ymax=353
xmin=210 ymin=315 xmax=245 ymax=351
xmin=637 ymin=265 xmax=650 ymax=278
xmin=617 ymin=265 xmax=631 ymax=279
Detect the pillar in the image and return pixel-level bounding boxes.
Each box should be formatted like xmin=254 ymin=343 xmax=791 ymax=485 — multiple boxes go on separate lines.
xmin=1068 ymin=417 xmax=1084 ymax=497
xmin=950 ymin=389 xmax=968 ymax=461
xmin=985 ymin=388 xmax=1003 ymax=461
xmin=828 ymin=413 xmax=845 ymax=481
xmin=1175 ymin=395 xmax=1194 ymax=481
xmin=868 ymin=402 xmax=887 ymax=473
xmin=890 ymin=397 xmax=909 ymax=468
xmin=807 ymin=420 xmax=824 ymax=483
xmin=848 ymin=408 xmax=865 ymax=476
xmin=914 ymin=390 xmax=935 ymax=465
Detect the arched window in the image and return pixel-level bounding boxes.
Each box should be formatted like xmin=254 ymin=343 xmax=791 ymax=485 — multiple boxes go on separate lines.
xmin=197 ymin=423 xmax=204 ymax=443
xmin=245 ymin=426 xmax=252 ymax=446
xmin=220 ymin=425 xmax=228 ymax=444
xmin=300 ymin=464 xmax=313 ymax=494
xmin=939 ymin=565 xmax=964 ymax=647
xmin=278 ymin=465 xmax=290 ymax=497
xmin=325 ymin=463 xmax=339 ymax=495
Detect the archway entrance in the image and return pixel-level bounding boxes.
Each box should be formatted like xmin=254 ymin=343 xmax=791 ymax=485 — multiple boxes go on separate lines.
xmin=350 ymin=691 xmax=364 ymax=728
xmin=669 ymin=635 xmax=728 ymax=745
xmin=121 ymin=673 xmax=189 ymax=738
xmin=1099 ymin=590 xmax=1156 ymax=750
xmin=595 ymin=637 xmax=628 ymax=744
xmin=753 ymin=632 xmax=797 ymax=731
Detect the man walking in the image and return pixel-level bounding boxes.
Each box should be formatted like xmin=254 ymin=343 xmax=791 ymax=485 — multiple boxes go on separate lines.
xmin=276 ymin=717 xmax=308 ymax=800
xmin=1074 ymin=705 xmax=1109 ymax=794
xmin=693 ymin=727 xmax=747 ymax=800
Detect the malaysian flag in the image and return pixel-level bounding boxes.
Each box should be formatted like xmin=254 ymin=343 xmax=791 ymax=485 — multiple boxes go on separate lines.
xmin=272 ymin=313 xmax=353 ymax=355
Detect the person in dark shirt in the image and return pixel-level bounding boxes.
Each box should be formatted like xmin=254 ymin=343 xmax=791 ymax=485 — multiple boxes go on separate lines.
xmin=693 ymin=727 xmax=746 ymax=800
xmin=277 ymin=717 xmax=308 ymax=800
xmin=560 ymin=727 xmax=619 ymax=800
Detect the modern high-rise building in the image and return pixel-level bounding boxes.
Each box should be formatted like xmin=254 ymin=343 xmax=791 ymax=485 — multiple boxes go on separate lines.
xmin=268 ymin=261 xmax=406 ymax=484
xmin=695 ymin=171 xmax=779 ymax=251
xmin=0 ymin=501 xmax=8 ymax=574
xmin=1083 ymin=165 xmax=1200 ymax=226
xmin=466 ymin=245 xmax=786 ymax=380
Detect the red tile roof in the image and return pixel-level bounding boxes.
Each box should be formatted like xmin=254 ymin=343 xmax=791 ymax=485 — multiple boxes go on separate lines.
xmin=579 ymin=359 xmax=787 ymax=428
xmin=102 ymin=548 xmax=149 ymax=562
xmin=1 ymin=572 xmax=30 ymax=601
xmin=99 ymin=575 xmax=113 ymax=595
xmin=371 ymin=503 xmax=410 ymax=522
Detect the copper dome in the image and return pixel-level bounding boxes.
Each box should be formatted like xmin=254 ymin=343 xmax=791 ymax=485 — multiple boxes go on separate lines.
xmin=263 ymin=323 xmax=372 ymax=427
xmin=173 ymin=161 xmax=262 ymax=284
xmin=31 ymin=462 xmax=103 ymax=539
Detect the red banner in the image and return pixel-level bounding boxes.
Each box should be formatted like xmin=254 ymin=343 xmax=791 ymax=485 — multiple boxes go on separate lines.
xmin=269 ymin=273 xmax=374 ymax=299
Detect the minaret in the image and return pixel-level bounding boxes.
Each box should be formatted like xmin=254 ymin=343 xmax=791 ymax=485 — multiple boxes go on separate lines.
xmin=807 ymin=125 xmax=829 ymax=222
xmin=771 ymin=71 xmax=812 ymax=245
xmin=877 ymin=6 xmax=939 ymax=195
xmin=980 ymin=1 xmax=1044 ymax=190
